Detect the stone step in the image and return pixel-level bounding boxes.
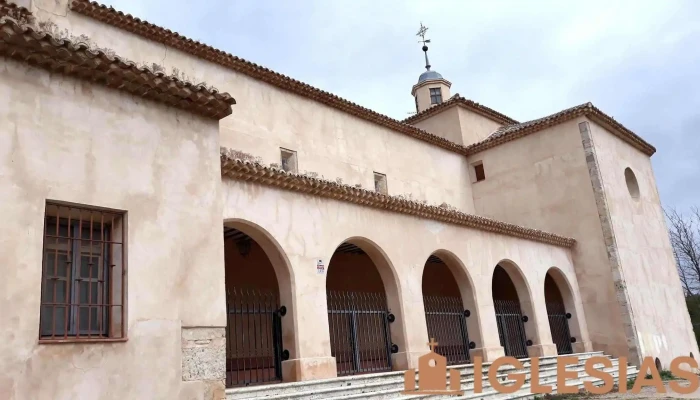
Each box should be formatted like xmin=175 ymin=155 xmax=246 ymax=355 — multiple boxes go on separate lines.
xmin=225 ymin=351 xmax=604 ymax=400
xmin=225 ymin=352 xmax=622 ymax=400
xmin=423 ymin=366 xmax=639 ymax=400
xmin=318 ymin=361 xmax=634 ymax=400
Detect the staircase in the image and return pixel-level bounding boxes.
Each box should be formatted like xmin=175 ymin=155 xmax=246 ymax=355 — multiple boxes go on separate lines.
xmin=226 ymin=352 xmax=638 ymax=400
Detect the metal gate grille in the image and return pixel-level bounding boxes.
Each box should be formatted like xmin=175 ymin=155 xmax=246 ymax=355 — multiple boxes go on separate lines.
xmin=547 ymin=302 xmax=573 ymax=355
xmin=494 ymin=299 xmax=528 ymax=359
xmin=424 ymin=295 xmax=471 ymax=365
xmin=327 ymin=291 xmax=393 ymax=376
xmin=226 ymin=288 xmax=284 ymax=387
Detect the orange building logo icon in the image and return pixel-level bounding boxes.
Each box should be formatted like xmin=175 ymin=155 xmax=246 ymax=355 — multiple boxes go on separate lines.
xmin=401 ymin=338 xmax=464 ymax=396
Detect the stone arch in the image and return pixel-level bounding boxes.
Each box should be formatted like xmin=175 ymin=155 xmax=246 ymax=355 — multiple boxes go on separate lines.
xmin=544 ymin=267 xmax=583 ymax=354
xmin=420 ymin=249 xmax=482 ymax=364
xmin=491 ymin=259 xmax=539 ymax=358
xmin=325 ymin=236 xmax=406 ymax=374
xmin=223 ymin=219 xmax=297 ymax=386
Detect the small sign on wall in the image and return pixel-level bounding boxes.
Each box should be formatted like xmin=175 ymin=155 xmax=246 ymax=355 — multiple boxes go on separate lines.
xmin=316 ymin=259 xmax=325 ymax=275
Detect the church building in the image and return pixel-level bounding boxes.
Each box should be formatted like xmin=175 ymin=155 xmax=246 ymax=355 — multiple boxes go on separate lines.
xmin=0 ymin=1 xmax=697 ymax=399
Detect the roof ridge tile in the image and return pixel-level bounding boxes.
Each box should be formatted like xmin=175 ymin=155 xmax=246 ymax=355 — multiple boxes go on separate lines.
xmin=403 ymin=95 xmax=519 ymax=125
xmin=68 ymin=0 xmax=471 ymax=155
xmin=469 ymin=102 xmax=655 ymax=156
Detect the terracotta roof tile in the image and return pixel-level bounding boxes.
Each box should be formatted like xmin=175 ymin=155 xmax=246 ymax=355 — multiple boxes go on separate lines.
xmin=68 ymin=1 xmax=655 ymax=157
xmin=68 ymin=0 xmax=470 ymax=155
xmin=0 ymin=0 xmax=31 ymax=22
xmin=465 ymin=102 xmax=656 ymax=156
xmin=220 ymin=148 xmax=576 ymax=248
xmin=0 ymin=14 xmax=236 ymax=120
xmin=402 ymin=94 xmax=518 ymax=126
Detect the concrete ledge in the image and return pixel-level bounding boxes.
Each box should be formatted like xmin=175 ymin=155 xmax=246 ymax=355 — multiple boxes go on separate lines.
xmin=470 ymin=346 xmax=505 ymax=361
xmin=391 ymin=350 xmax=425 ymax=370
xmin=528 ymin=343 xmax=558 ymax=357
xmin=282 ymin=356 xmax=337 ymax=382
xmin=572 ymin=341 xmax=593 ymax=353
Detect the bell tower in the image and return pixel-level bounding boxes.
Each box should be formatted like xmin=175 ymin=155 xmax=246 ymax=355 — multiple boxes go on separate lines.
xmin=412 ymin=23 xmax=451 ymax=113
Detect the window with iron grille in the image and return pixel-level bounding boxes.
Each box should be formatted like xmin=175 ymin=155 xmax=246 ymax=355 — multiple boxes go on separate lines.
xmin=429 ymin=88 xmax=442 ymax=105
xmin=40 ymin=202 xmax=126 ymax=342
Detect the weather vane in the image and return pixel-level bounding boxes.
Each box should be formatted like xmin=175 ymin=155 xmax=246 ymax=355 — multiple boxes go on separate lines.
xmin=416 ymin=22 xmax=431 ymax=71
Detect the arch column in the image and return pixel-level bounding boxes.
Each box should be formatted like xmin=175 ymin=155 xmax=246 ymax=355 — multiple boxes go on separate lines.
xmin=469 ymin=300 xmax=506 ymax=361
xmin=492 ymin=261 xmax=558 ymax=358
xmin=470 ymin=267 xmax=505 ymax=361
xmin=527 ymin=287 xmax=558 ymax=357
xmin=282 ymin=255 xmax=338 ymax=381
xmin=546 ymin=267 xmax=593 ymax=354
xmin=394 ymin=268 xmax=430 ymax=370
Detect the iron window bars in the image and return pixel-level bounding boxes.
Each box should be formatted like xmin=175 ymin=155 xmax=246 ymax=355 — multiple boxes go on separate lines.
xmin=424 ymin=295 xmax=471 ymax=365
xmin=39 ymin=202 xmax=126 ymax=342
xmin=327 ymin=291 xmax=394 ymax=376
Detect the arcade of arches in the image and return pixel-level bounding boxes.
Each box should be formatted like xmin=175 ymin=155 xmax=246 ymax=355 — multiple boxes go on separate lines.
xmin=222 ymin=222 xmax=588 ymax=387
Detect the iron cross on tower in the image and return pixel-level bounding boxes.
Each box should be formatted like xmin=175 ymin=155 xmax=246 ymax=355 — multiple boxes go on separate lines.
xmin=417 ymin=22 xmax=431 ymax=71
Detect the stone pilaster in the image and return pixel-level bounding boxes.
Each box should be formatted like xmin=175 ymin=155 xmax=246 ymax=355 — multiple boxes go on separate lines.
xmin=181 ymin=327 xmax=226 ymax=400
xmin=578 ymin=121 xmax=642 ymax=366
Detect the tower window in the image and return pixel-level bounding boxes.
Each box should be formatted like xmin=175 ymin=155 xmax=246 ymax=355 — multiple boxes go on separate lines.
xmin=429 ymin=88 xmax=442 ymax=105
xmin=415 ymin=95 xmax=419 ymax=112
xmin=280 ymin=148 xmax=298 ymax=173
xmin=374 ymin=172 xmax=388 ymax=194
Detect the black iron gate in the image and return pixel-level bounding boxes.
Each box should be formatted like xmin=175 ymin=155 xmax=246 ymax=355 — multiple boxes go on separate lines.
xmin=423 ymin=295 xmax=471 ymax=365
xmin=327 ymin=291 xmax=394 ymax=376
xmin=547 ymin=302 xmax=573 ymax=355
xmin=494 ymin=299 xmax=529 ymax=359
xmin=226 ymin=288 xmax=285 ymax=387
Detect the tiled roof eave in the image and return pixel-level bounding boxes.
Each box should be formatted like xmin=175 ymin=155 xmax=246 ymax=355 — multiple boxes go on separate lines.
xmin=69 ymin=0 xmax=471 ymax=156
xmin=465 ymin=103 xmax=656 ymax=156
xmin=0 ymin=15 xmax=236 ymax=120
xmin=403 ymin=96 xmax=519 ymax=126
xmin=220 ymin=148 xmax=576 ymax=248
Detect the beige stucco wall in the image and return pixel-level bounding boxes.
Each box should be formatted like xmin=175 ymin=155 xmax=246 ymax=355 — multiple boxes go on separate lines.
xmin=589 ymin=121 xmax=700 ymax=368
xmin=0 ymin=59 xmax=225 ymax=400
xmin=410 ymin=106 xmax=503 ymax=148
xmin=468 ymin=118 xmax=628 ymax=358
xmin=27 ymin=3 xmax=475 ymax=213
xmin=222 ymin=178 xmax=590 ymax=378
xmin=456 ymin=107 xmax=503 ymax=146
xmin=411 ymin=105 xmax=464 ymax=145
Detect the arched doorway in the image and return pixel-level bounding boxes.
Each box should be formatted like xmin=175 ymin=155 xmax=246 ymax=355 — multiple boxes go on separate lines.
xmin=326 ymin=240 xmax=398 ymax=376
xmin=491 ymin=262 xmax=531 ymax=359
xmin=223 ymin=222 xmax=292 ymax=387
xmin=545 ymin=268 xmax=580 ymax=355
xmin=421 ymin=252 xmax=475 ymax=365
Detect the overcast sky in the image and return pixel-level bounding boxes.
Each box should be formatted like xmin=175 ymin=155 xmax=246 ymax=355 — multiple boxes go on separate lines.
xmin=103 ymin=0 xmax=700 ymax=213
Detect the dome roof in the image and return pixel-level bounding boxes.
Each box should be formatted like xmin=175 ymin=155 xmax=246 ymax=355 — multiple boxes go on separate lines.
xmin=417 ymin=70 xmax=443 ymax=83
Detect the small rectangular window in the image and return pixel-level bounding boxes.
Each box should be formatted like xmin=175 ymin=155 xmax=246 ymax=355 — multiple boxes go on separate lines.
xmin=429 ymin=88 xmax=442 ymax=105
xmin=474 ymin=162 xmax=485 ymax=182
xmin=374 ymin=172 xmax=388 ymax=194
xmin=280 ymin=148 xmax=298 ymax=173
xmin=40 ymin=202 xmax=126 ymax=342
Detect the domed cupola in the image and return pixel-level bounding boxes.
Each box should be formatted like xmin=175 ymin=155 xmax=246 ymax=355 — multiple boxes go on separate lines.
xmin=411 ymin=23 xmax=451 ymax=113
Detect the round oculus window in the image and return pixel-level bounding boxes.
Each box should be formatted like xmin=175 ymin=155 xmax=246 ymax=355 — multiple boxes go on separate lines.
xmin=624 ymin=168 xmax=640 ymax=199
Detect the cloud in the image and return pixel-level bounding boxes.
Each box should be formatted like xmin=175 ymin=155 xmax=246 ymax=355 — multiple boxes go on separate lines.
xmin=102 ymin=0 xmax=700 ymax=211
